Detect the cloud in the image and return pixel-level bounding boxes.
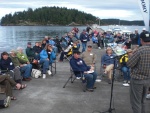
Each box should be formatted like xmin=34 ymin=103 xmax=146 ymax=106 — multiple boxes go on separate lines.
xmin=0 ymin=0 xmax=143 ymax=21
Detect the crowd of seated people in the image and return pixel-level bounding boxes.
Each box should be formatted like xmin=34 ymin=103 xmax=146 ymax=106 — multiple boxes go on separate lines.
xmin=89 ymin=29 xmax=134 ymax=50
xmin=0 ymin=35 xmax=60 ymax=108
xmin=1 ymin=27 xmax=149 ymax=109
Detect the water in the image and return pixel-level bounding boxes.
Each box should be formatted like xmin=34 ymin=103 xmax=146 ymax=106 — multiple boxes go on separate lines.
xmin=0 ymin=25 xmax=145 ymax=53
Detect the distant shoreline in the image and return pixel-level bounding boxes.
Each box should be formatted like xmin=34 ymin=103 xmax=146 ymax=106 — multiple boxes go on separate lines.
xmin=0 ymin=24 xmax=143 ymax=26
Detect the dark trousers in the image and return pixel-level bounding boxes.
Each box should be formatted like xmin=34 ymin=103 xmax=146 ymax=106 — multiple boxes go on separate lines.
xmin=130 ymin=78 xmax=150 ymax=113
xmin=0 ymin=75 xmax=16 ymax=97
xmin=59 ymin=51 xmax=67 ymax=61
xmin=0 ymin=100 xmax=4 ymax=107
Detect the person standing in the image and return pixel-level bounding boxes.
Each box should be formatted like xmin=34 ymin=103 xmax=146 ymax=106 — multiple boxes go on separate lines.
xmin=80 ymin=29 xmax=89 ymax=52
xmin=131 ymin=29 xmax=140 ymax=49
xmin=127 ymin=31 xmax=150 ymax=113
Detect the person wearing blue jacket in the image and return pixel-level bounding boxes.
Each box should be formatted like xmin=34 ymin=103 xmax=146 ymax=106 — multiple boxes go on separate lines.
xmin=40 ymin=48 xmax=50 ymax=79
xmin=46 ymin=45 xmax=56 ymax=64
xmin=40 ymin=44 xmax=56 ymax=79
xmin=70 ymin=50 xmax=97 ymax=92
xmin=101 ymin=47 xmax=116 ymax=84
xmin=92 ymin=34 xmax=98 ymax=43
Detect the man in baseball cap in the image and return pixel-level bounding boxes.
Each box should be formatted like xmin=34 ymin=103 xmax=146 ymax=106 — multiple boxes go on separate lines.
xmin=127 ymin=31 xmax=150 ymax=113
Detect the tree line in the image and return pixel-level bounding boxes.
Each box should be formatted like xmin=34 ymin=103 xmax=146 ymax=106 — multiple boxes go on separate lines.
xmin=0 ymin=6 xmax=144 ymax=26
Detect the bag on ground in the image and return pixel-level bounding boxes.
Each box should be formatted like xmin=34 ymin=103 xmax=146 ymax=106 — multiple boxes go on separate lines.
xmin=32 ymin=69 xmax=41 ymax=78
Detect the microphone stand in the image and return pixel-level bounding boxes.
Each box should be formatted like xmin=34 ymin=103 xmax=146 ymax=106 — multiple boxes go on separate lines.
xmin=100 ymin=46 xmax=126 ymax=113
xmin=100 ymin=55 xmax=117 ymax=113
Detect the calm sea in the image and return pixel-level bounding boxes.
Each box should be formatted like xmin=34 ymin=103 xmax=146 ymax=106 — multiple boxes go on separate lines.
xmin=0 ymin=25 xmax=146 ymax=53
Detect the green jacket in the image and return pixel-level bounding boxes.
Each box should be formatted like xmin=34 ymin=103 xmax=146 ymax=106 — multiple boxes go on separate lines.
xmin=16 ymin=52 xmax=29 ymax=64
xmin=10 ymin=56 xmax=21 ymax=67
xmin=26 ymin=47 xmax=35 ymax=57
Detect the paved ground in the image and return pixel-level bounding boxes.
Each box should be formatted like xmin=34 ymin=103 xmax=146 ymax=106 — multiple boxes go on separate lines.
xmin=0 ymin=43 xmax=150 ymax=113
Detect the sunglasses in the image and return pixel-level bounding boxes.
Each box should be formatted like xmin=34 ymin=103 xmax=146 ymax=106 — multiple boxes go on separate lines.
xmin=88 ymin=46 xmax=92 ymax=48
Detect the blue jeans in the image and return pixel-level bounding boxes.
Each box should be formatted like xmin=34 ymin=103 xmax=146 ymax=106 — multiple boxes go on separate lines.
xmin=40 ymin=59 xmax=49 ymax=74
xmin=76 ymin=72 xmax=97 ymax=89
xmin=121 ymin=66 xmax=130 ymax=81
xmin=20 ymin=64 xmax=32 ymax=78
xmin=82 ymin=42 xmax=87 ymax=52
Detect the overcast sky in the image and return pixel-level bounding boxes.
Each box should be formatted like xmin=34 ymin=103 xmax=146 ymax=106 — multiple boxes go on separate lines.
xmin=0 ymin=0 xmax=146 ymax=20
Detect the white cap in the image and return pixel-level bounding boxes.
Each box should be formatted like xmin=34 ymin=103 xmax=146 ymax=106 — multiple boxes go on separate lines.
xmin=143 ymin=28 xmax=146 ymax=31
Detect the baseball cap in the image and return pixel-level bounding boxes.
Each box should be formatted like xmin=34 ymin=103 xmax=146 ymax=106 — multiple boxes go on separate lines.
xmin=73 ymin=50 xmax=81 ymax=54
xmin=140 ymin=31 xmax=150 ymax=42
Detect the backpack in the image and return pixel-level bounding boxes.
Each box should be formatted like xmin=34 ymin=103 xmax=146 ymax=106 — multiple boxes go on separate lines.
xmin=32 ymin=69 xmax=42 ymax=78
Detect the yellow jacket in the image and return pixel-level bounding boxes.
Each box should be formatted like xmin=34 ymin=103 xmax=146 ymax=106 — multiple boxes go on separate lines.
xmin=119 ymin=54 xmax=128 ymax=64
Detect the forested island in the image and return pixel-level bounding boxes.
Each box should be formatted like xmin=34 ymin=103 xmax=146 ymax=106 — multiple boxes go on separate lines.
xmin=0 ymin=6 xmax=144 ymax=26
